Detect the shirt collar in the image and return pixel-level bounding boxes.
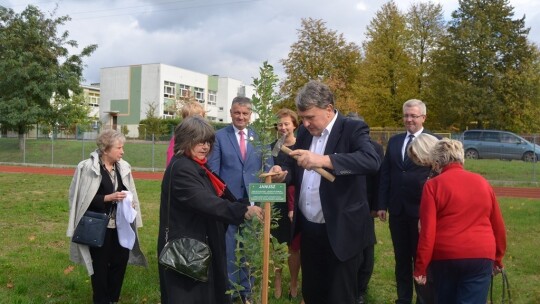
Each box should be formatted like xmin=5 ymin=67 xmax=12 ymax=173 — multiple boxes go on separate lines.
xmin=407 ymin=127 xmax=424 ymax=138
xmin=320 ymin=110 xmax=338 ymax=137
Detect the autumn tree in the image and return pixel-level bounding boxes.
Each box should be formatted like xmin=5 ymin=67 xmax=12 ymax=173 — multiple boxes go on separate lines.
xmin=279 ymin=18 xmax=361 ymax=113
xmin=0 ymin=5 xmax=97 ymax=149
xmin=355 ymin=1 xmax=416 ymax=127
xmin=405 ymin=2 xmax=445 ymax=95
xmin=427 ymin=0 xmax=540 ymax=131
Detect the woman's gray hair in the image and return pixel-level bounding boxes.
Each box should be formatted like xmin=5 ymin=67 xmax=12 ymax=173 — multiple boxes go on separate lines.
xmin=407 ymin=133 xmax=439 ymax=167
xmin=431 ymin=138 xmax=465 ymax=172
xmin=403 ymin=99 xmax=427 ymax=115
xmin=174 ymin=115 xmax=215 ymax=156
xmin=96 ymin=129 xmax=126 ymax=155
xmin=295 ymin=80 xmax=335 ymax=112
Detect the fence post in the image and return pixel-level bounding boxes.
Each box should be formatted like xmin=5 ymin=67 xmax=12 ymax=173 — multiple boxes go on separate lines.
xmin=23 ymin=135 xmax=26 ymax=164
xmin=152 ymin=133 xmax=155 ymax=172
xmin=51 ymin=126 xmax=55 ymax=166
xmin=534 ymin=134 xmax=537 ymax=184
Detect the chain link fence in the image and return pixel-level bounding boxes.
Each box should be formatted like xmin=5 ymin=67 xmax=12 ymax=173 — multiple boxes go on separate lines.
xmin=0 ymin=125 xmax=538 ymax=184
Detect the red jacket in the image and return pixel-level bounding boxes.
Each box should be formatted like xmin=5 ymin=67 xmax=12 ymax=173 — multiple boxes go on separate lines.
xmin=414 ymin=163 xmax=506 ymax=276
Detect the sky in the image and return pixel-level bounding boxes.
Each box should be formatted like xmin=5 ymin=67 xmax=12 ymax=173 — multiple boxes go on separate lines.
xmin=2 ymin=0 xmax=540 ymax=86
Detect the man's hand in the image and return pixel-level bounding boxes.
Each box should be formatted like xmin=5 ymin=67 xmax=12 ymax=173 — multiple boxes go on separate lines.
xmin=289 ymin=149 xmax=332 ymax=170
xmin=377 ymin=210 xmax=387 ymax=222
xmin=270 ymin=165 xmax=288 ymax=183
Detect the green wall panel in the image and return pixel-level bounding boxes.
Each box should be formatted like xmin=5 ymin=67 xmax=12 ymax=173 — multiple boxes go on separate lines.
xmin=208 ymin=75 xmax=218 ymax=92
xmin=118 ymin=66 xmax=142 ymax=125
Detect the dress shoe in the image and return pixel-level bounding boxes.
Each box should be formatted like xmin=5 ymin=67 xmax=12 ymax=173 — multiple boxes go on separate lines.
xmin=356 ymin=294 xmax=366 ymax=304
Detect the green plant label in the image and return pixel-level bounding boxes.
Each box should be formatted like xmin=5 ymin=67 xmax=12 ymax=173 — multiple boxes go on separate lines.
xmin=248 ymin=183 xmax=286 ymax=202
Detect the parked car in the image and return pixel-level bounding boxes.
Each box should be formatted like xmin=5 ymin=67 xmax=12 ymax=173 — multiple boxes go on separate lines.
xmin=461 ymin=130 xmax=539 ymax=162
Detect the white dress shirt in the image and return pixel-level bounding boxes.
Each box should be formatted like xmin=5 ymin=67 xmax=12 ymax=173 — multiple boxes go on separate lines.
xmin=402 ymin=128 xmax=424 ymax=160
xmin=298 ymin=112 xmax=338 ymax=223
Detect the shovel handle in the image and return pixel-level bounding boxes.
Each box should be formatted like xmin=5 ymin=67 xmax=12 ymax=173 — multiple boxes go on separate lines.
xmin=280 ymin=146 xmax=336 ymax=182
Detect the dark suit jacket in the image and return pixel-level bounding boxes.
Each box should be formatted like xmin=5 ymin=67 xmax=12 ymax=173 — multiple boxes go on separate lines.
xmin=158 ymin=155 xmax=248 ymax=303
xmin=208 ymin=125 xmax=272 ymax=200
xmin=378 ymin=131 xmax=435 ymax=218
xmin=284 ymin=113 xmax=381 ymax=261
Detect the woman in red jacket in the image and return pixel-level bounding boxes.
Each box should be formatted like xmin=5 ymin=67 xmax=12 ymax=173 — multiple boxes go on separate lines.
xmin=413 ymin=138 xmax=506 ymax=304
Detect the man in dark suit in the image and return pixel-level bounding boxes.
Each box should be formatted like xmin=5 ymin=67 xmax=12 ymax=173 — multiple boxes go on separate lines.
xmin=347 ymin=112 xmax=385 ymax=304
xmin=377 ymin=99 xmax=434 ymax=304
xmin=272 ymin=81 xmax=381 ymax=304
xmin=208 ymin=96 xmax=269 ymax=304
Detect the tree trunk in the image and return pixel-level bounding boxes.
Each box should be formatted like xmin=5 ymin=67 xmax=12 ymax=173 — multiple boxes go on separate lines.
xmin=18 ymin=127 xmax=25 ymax=151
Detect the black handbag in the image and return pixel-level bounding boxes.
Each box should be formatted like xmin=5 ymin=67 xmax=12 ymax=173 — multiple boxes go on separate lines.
xmin=490 ymin=269 xmax=512 ymax=304
xmin=72 ymin=210 xmax=109 ymax=247
xmin=158 ymin=159 xmax=212 ymax=282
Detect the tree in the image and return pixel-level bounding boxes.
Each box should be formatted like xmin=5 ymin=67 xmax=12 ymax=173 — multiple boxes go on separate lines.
xmin=279 ymin=18 xmax=361 ymax=113
xmin=0 ymin=5 xmax=97 ymax=149
xmin=427 ymin=0 xmax=540 ymax=131
xmin=405 ymin=2 xmax=445 ymax=95
xmin=355 ymin=1 xmax=416 ymax=127
xmin=138 ymin=102 xmax=168 ymax=140
xmin=46 ymin=93 xmax=93 ymax=135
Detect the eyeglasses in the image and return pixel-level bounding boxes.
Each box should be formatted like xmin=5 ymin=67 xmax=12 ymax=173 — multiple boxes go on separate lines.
xmin=403 ymin=114 xmax=424 ymax=119
xmin=196 ymin=142 xmax=211 ymax=147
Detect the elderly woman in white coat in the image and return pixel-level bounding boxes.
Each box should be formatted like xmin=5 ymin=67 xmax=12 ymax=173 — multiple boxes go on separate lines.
xmin=67 ymin=129 xmax=147 ymax=304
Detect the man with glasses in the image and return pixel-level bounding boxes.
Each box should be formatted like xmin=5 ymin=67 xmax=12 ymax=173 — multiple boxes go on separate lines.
xmin=377 ymin=99 xmax=436 ymax=304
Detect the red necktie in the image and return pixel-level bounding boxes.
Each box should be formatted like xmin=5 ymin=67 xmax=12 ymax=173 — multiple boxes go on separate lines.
xmin=239 ymin=131 xmax=247 ymax=160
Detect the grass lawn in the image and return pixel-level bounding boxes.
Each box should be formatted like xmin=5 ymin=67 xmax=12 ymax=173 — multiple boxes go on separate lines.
xmin=0 ymin=173 xmax=539 ymax=303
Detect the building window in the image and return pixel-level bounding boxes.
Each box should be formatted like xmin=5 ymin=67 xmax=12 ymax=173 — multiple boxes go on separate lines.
xmin=164 ymin=81 xmax=175 ymax=98
xmin=218 ymin=107 xmax=224 ymax=111
xmin=194 ymin=87 xmax=205 ymax=103
xmin=87 ymin=92 xmax=100 ymax=107
xmin=208 ymin=90 xmax=217 ymax=105
xmin=162 ymin=111 xmax=175 ymax=119
xmin=179 ymin=84 xmax=190 ymax=98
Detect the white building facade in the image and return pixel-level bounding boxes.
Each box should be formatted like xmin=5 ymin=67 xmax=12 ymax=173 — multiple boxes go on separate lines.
xmin=99 ymin=63 xmax=255 ymax=137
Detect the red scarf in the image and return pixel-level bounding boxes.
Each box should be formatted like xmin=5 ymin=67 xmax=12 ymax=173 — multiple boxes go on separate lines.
xmin=192 ymin=157 xmax=226 ymax=197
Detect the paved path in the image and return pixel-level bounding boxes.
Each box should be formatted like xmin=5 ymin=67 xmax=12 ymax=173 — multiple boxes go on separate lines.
xmin=0 ymin=165 xmax=539 ymax=199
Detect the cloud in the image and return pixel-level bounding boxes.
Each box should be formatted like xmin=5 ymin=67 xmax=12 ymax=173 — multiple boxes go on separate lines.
xmin=4 ymin=0 xmax=540 ymax=85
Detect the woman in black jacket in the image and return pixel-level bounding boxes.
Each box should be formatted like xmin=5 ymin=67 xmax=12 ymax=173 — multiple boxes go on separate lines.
xmin=157 ymin=115 xmax=263 ymax=304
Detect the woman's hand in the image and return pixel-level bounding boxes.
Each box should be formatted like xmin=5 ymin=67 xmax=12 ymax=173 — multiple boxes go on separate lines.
xmin=414 ymin=275 xmax=427 ymax=285
xmin=245 ymin=206 xmax=264 ymax=222
xmin=493 ymin=265 xmax=503 ymax=275
xmin=288 ymin=211 xmax=294 ymax=222
xmin=106 ymin=191 xmax=126 ymax=203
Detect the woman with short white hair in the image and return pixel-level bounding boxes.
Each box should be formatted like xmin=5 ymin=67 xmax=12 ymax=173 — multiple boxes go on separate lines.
xmin=413 ymin=138 xmax=507 ymax=304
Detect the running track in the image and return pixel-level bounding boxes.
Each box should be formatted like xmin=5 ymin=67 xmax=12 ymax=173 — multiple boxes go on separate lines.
xmin=0 ymin=165 xmax=539 ymax=199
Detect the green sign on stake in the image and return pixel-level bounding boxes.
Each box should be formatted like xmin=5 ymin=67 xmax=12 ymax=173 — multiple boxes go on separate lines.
xmin=248 ymin=183 xmax=286 ymax=202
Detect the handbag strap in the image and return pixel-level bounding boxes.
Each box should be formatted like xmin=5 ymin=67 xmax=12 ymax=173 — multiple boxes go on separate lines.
xmin=490 ymin=269 xmax=512 ymax=304
xmin=164 ymin=158 xmax=179 ymax=243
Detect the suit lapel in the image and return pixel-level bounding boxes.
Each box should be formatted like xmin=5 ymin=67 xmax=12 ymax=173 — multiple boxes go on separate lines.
xmin=324 ymin=114 xmax=344 ymax=155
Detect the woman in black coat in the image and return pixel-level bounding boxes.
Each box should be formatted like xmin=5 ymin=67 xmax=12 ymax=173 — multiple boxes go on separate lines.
xmin=158 ymin=115 xmax=263 ymax=304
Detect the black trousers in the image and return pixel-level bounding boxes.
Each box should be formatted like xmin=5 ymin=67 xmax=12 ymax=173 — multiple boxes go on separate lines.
xmin=357 ymin=243 xmax=375 ymax=297
xmin=89 ymin=228 xmax=129 ymax=304
xmin=300 ymin=214 xmax=362 ymax=304
xmin=389 ymin=214 xmax=433 ymax=304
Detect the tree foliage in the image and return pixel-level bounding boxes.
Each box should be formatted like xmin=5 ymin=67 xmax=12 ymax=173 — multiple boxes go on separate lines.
xmin=279 ymin=18 xmax=361 ymax=113
xmin=0 ymin=5 xmax=97 ymax=148
xmin=405 ymin=2 xmax=445 ymax=95
xmin=355 ymin=1 xmax=416 ymax=127
xmin=427 ymin=0 xmax=539 ymax=131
